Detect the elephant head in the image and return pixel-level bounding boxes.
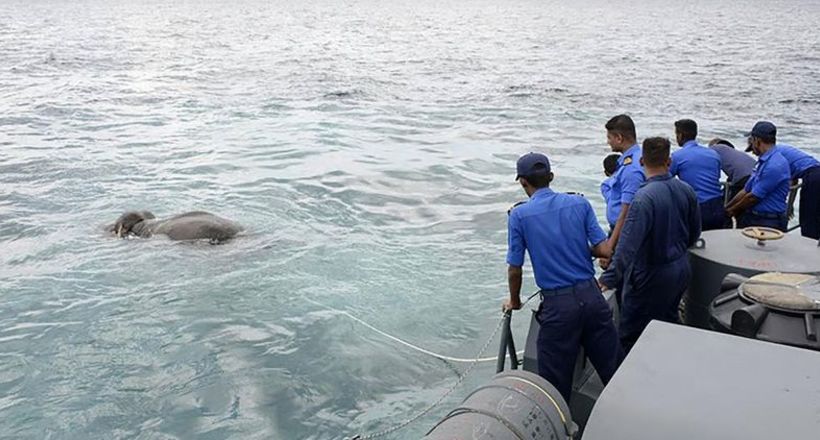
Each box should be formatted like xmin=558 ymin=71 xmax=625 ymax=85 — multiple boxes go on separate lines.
xmin=110 ymin=211 xmax=156 ymax=238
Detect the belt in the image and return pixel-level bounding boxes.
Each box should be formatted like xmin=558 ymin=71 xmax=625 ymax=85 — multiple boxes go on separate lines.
xmin=539 ymin=279 xmax=597 ymax=297
xmin=749 ymin=210 xmax=786 ymax=219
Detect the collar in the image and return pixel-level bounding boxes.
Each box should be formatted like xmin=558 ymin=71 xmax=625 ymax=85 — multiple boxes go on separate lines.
xmin=642 ymin=173 xmax=673 ymax=186
xmin=530 ymin=187 xmax=555 ymax=200
xmin=759 ymin=147 xmax=777 ymax=162
xmin=681 ymin=140 xmax=699 ymax=149
xmin=624 ymin=144 xmax=641 ymax=157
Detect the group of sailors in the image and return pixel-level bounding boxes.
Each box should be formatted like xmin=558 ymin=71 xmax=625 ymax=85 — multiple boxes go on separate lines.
xmin=503 ymin=114 xmax=820 ymax=403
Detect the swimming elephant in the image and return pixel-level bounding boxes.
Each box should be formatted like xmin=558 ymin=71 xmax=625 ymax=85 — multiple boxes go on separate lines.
xmin=109 ymin=211 xmax=242 ymax=242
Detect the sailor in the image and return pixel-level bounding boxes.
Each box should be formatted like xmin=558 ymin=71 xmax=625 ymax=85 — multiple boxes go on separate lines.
xmin=600 ymin=115 xmax=645 ymax=310
xmin=599 ymin=137 xmax=701 ymax=352
xmin=670 ymin=119 xmax=725 ymax=230
xmin=707 ymin=138 xmax=756 ymax=204
xmin=769 ymin=140 xmax=820 ymax=239
xmin=505 ymin=152 xmax=622 ymax=403
xmin=726 ymin=121 xmax=791 ymax=231
xmin=601 ymin=153 xmax=621 ymax=231
xmin=604 ymin=114 xmax=646 ymax=250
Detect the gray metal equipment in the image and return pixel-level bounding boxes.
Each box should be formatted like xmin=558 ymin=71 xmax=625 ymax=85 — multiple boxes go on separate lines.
xmin=424 ymin=370 xmax=576 ymax=440
xmin=685 ymin=228 xmax=820 ymax=328
xmin=582 ymin=321 xmax=820 ymax=440
xmin=711 ymin=272 xmax=820 ymax=351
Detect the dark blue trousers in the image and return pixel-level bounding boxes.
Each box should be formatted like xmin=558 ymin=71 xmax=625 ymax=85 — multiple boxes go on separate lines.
xmin=799 ymin=166 xmax=820 ymax=239
xmin=738 ymin=211 xmax=788 ymax=232
xmin=536 ymin=279 xmax=623 ymax=403
xmin=620 ymin=257 xmax=691 ymax=353
xmin=700 ymin=196 xmax=728 ymax=231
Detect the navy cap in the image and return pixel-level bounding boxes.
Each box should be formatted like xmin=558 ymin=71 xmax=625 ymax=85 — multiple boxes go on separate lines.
xmin=516 ymin=152 xmax=551 ymax=180
xmin=745 ymin=121 xmax=777 ymax=151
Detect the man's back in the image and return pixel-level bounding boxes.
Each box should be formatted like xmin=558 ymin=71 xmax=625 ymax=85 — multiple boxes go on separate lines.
xmin=776 ymin=144 xmax=820 ymax=178
xmin=621 ymin=175 xmax=700 ymax=268
xmin=670 ymin=141 xmax=723 ymax=203
xmin=601 ymin=176 xmax=618 ymax=227
xmin=507 ymin=189 xmax=605 ymax=289
xmin=709 ymin=144 xmax=756 ymax=183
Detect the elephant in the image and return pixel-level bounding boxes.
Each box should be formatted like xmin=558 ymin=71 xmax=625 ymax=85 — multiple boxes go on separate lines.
xmin=108 ymin=211 xmax=242 ymax=242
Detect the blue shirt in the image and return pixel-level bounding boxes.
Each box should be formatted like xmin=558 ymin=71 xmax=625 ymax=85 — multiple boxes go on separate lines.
xmin=670 ymin=140 xmax=723 ymax=203
xmin=709 ymin=144 xmax=756 ymax=183
xmin=609 ymin=144 xmax=646 ymax=220
xmin=744 ymin=148 xmax=791 ymax=214
xmin=601 ymin=174 xmax=701 ymax=288
xmin=600 ymin=176 xmax=618 ymax=228
xmin=507 ymin=188 xmax=607 ymax=290
xmin=775 ymin=144 xmax=820 ymax=179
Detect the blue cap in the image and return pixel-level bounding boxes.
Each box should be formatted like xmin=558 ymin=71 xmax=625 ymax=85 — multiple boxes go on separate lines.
xmin=516 ymin=152 xmax=551 ymax=180
xmin=746 ymin=121 xmax=777 ymax=139
xmin=745 ymin=121 xmax=777 ymax=151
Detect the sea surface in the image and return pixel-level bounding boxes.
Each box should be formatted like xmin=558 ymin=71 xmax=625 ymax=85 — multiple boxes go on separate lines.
xmin=1 ymin=0 xmax=819 ymax=438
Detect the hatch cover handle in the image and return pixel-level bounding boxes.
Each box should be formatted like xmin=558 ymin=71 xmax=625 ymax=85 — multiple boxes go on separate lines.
xmin=741 ymin=227 xmax=784 ymax=246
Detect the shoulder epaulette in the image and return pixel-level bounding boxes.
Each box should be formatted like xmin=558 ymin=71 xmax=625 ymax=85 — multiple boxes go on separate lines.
xmin=507 ymin=200 xmax=527 ymax=216
xmin=565 ymin=191 xmax=585 ymax=197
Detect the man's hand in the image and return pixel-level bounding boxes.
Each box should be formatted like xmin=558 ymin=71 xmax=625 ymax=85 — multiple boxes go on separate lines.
xmin=598 ymin=257 xmax=611 ymax=270
xmin=597 ymin=278 xmax=609 ymax=292
xmin=502 ymin=297 xmax=522 ymax=312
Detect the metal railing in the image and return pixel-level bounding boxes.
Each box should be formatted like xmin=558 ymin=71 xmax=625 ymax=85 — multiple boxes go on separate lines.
xmin=496 ymin=310 xmax=520 ymax=373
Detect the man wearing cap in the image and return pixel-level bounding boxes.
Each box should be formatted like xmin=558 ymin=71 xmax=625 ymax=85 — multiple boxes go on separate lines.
xmin=726 ymin=122 xmax=791 ymax=231
xmin=707 ymin=138 xmax=756 ymax=204
xmin=670 ymin=119 xmax=725 ymax=230
xmin=599 ymin=137 xmax=701 ymax=353
xmin=773 ymin=140 xmax=820 ymax=239
xmin=505 ymin=152 xmax=622 ymax=403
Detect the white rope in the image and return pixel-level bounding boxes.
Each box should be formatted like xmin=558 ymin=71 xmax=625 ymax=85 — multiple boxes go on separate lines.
xmin=303 ymin=294 xmax=536 ymax=364
xmin=301 ymin=292 xmax=540 ymax=440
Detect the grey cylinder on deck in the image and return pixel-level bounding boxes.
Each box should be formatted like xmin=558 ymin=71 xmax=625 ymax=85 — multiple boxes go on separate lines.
xmin=424 ymin=370 xmax=575 ymax=440
xmin=686 ymin=230 xmax=820 ymax=328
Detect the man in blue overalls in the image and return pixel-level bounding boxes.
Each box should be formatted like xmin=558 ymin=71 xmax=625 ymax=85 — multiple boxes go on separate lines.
xmin=726 ymin=122 xmax=791 ymax=231
xmin=670 ymin=119 xmax=725 ymax=230
xmin=599 ymin=137 xmax=701 ymax=353
xmin=505 ymin=152 xmax=622 ymax=403
xmin=772 ymin=141 xmax=820 ymax=239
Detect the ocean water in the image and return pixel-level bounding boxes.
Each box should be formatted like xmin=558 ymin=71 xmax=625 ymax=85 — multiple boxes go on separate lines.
xmin=1 ymin=0 xmax=819 ymax=438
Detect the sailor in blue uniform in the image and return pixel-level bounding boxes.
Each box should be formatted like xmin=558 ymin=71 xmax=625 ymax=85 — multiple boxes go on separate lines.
xmin=601 ymin=153 xmax=621 ymax=231
xmin=599 ymin=137 xmax=701 ymax=353
xmin=505 ymin=152 xmax=622 ymax=403
xmin=601 ymin=115 xmax=645 ymax=310
xmin=773 ymin=142 xmax=820 ymax=239
xmin=726 ymin=122 xmax=791 ymax=231
xmin=604 ymin=115 xmax=646 ymax=250
xmin=670 ymin=119 xmax=726 ymax=230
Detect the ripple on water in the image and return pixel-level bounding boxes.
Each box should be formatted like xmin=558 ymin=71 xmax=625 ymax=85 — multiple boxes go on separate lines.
xmin=1 ymin=0 xmax=819 ymax=438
